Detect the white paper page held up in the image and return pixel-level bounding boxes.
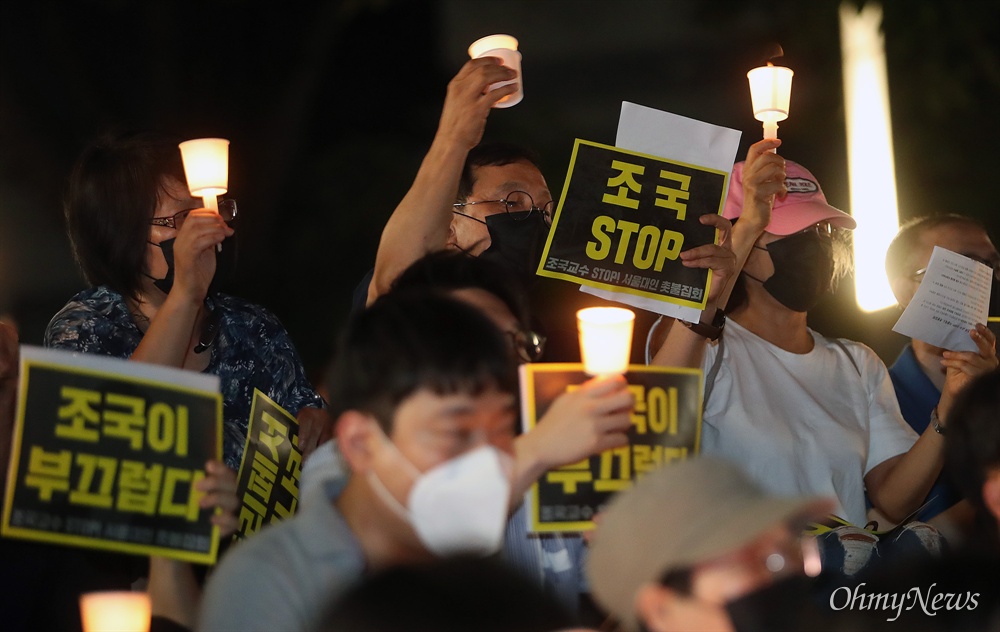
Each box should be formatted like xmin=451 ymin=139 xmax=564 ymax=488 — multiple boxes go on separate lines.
xmin=892 ymin=246 xmax=992 ymax=352
xmin=579 ymin=102 xmax=742 ymax=323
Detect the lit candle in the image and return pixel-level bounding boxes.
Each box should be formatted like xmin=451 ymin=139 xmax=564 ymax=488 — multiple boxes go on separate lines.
xmin=747 ymin=62 xmax=794 ymax=141
xmin=178 ymin=138 xmax=230 ymax=212
xmin=79 ymin=591 xmax=151 ymax=632
xmin=577 ymin=307 xmax=635 ymax=376
xmin=468 ymin=34 xmax=523 ymax=108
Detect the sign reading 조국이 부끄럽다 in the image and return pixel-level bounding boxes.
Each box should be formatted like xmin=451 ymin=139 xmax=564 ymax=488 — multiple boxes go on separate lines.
xmin=1 ymin=346 xmax=222 ymax=563
xmin=536 ymin=139 xmax=729 ymax=311
xmin=520 ymin=363 xmax=702 ymax=532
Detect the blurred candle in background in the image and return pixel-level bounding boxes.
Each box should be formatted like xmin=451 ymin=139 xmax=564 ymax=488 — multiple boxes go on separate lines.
xmin=79 ymin=591 xmax=151 ymax=632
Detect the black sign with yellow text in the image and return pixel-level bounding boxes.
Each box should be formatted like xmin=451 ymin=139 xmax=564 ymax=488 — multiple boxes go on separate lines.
xmin=537 ymin=139 xmax=728 ymax=310
xmin=520 ymin=363 xmax=702 ymax=532
xmin=234 ymin=389 xmax=302 ymax=540
xmin=1 ymin=347 xmax=222 ymax=563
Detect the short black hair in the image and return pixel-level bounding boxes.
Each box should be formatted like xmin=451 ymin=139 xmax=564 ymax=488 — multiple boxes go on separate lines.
xmin=390 ymin=251 xmax=531 ymax=329
xmin=457 ymin=142 xmax=542 ymax=201
xmin=318 ymin=556 xmax=575 ymax=632
xmin=64 ymin=130 xmax=187 ymax=300
xmin=885 ymin=214 xmax=991 ymax=282
xmin=945 ymin=370 xmax=1000 ymax=547
xmin=325 ymin=289 xmax=517 ymax=431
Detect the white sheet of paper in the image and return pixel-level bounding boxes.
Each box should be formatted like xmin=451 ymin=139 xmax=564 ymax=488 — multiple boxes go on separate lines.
xmin=581 ymin=102 xmax=742 ymax=323
xmin=892 ymin=246 xmax=993 ymax=352
xmin=616 ymin=102 xmax=743 ymax=175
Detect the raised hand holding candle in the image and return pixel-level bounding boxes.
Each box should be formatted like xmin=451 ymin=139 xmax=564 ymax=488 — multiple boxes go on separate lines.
xmin=468 ymin=34 xmax=523 ymax=108
xmin=577 ymin=307 xmax=635 ymax=376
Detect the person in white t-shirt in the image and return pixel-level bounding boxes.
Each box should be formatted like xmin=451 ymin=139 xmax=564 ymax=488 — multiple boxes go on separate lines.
xmin=652 ymin=140 xmax=997 ymax=530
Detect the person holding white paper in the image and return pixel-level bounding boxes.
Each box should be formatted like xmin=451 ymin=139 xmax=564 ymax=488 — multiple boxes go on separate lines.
xmin=652 ymin=144 xmax=957 ymax=546
xmin=884 ymin=214 xmax=999 ymax=523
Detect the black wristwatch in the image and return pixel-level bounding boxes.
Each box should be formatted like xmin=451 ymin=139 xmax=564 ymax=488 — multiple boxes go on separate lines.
xmin=683 ymin=308 xmax=726 ymax=341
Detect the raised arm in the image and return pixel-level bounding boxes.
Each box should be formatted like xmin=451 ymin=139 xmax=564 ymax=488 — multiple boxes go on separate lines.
xmin=132 ymin=208 xmax=233 ymax=368
xmin=367 ymin=58 xmax=517 ymax=305
xmin=650 ymin=139 xmax=785 ymax=368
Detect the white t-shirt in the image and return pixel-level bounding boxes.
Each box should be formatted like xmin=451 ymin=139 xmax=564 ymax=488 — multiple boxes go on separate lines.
xmin=700 ymin=319 xmax=918 ymax=525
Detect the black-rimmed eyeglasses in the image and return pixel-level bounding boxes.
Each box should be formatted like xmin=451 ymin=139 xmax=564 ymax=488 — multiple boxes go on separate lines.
xmin=453 ymin=190 xmax=554 ymax=226
xmin=150 ymin=199 xmax=238 ymax=231
xmin=508 ymin=328 xmax=546 ymax=363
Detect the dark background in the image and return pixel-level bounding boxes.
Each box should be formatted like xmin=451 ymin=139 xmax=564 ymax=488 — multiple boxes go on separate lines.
xmin=2 ymin=0 xmax=998 ymax=382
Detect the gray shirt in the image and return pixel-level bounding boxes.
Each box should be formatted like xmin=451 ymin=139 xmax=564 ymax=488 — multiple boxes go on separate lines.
xmin=197 ymin=462 xmax=365 ymax=631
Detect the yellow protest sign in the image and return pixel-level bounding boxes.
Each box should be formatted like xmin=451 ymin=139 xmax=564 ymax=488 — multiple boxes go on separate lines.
xmin=538 ymin=139 xmax=729 ymax=310
xmin=520 ymin=363 xmax=702 ymax=532
xmin=1 ymin=347 xmax=222 ymax=564
xmin=234 ymin=389 xmax=302 ymax=539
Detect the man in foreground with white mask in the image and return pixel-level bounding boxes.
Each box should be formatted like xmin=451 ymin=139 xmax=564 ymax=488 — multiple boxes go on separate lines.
xmin=198 ymin=290 xmax=521 ymax=631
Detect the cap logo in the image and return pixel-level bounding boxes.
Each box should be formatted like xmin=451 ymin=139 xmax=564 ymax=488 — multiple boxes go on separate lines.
xmin=785 ymin=177 xmax=819 ymax=194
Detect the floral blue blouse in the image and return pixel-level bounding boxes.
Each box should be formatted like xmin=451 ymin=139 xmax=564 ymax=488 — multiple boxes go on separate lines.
xmin=45 ymin=286 xmax=324 ymax=470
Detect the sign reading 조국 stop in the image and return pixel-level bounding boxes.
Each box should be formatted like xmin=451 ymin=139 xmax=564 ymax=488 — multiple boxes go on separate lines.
xmin=1 ymin=346 xmax=222 ymax=564
xmin=537 ymin=139 xmax=729 ymax=310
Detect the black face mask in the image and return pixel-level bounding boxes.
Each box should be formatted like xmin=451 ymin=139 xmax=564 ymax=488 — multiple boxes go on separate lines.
xmin=478 ymin=210 xmax=550 ymax=280
xmin=746 ymin=230 xmax=834 ymax=313
xmin=147 ymin=237 xmax=237 ymax=295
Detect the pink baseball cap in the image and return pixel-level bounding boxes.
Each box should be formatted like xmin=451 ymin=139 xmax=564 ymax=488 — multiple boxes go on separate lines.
xmin=723 ymin=159 xmax=856 ymax=236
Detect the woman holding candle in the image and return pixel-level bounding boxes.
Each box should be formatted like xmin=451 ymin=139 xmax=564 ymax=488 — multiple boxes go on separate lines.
xmin=654 ymin=139 xmax=998 ymax=545
xmin=45 ymin=131 xmax=328 ymax=470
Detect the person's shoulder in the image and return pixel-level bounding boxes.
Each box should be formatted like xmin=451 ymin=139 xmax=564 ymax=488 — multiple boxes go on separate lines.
xmin=199 ymin=521 xmax=304 ymax=629
xmin=201 ymin=505 xmax=365 ymax=630
xmin=203 ymin=519 xmax=306 ymax=605
xmin=210 ymin=499 xmax=360 ymax=583
xmin=212 ymin=294 xmax=283 ymax=326
xmin=815 ymin=332 xmax=883 ymax=365
xmin=53 ymin=286 xmax=119 ymax=316
xmin=212 ymin=292 xmax=265 ymax=313
xmin=45 ymin=287 xmax=129 ymax=345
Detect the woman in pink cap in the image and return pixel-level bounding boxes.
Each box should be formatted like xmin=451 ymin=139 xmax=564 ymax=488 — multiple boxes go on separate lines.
xmin=653 ymin=139 xmax=996 ymax=551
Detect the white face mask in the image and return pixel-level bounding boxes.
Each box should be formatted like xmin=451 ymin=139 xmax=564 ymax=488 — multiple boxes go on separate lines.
xmin=369 ymin=443 xmax=512 ymax=557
